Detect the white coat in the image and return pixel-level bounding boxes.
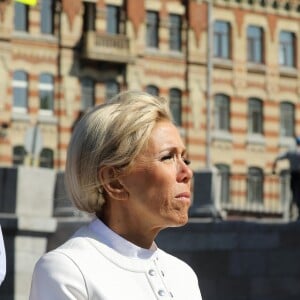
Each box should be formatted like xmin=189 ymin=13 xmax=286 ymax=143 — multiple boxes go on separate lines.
xmin=29 ymin=219 xmax=202 ymax=300
xmin=0 ymin=226 xmax=6 ymax=285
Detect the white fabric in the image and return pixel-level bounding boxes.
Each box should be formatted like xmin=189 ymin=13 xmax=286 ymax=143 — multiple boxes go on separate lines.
xmin=30 ymin=218 xmax=202 ymax=300
xmin=0 ymin=226 xmax=6 ymax=285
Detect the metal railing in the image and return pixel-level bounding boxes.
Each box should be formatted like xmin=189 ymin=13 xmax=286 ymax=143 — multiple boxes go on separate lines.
xmin=216 ymin=172 xmax=291 ymax=219
xmin=82 ymin=31 xmax=131 ymax=63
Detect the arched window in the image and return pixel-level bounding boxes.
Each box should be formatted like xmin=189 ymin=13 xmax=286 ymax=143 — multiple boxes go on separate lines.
xmin=169 ymin=88 xmax=182 ymax=126
xmin=215 ymin=164 xmax=230 ymax=204
xmin=106 ymin=80 xmax=120 ymax=101
xmin=39 ymin=148 xmax=54 ymax=168
xmin=214 ymin=94 xmax=230 ymax=131
xmin=279 ymin=31 xmax=296 ymax=67
xmin=248 ymin=98 xmax=263 ymax=134
xmin=13 ymin=146 xmax=26 ymax=166
xmin=13 ymin=70 xmax=28 ymax=113
xmin=39 ymin=73 xmax=54 ymax=114
xmin=280 ymin=101 xmax=295 ymax=137
xmin=80 ymin=77 xmax=95 ymax=110
xmin=146 ymin=85 xmax=159 ymax=96
xmin=247 ymin=167 xmax=264 ymax=204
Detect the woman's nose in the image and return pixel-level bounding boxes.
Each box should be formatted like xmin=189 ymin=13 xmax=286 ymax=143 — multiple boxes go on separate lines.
xmin=176 ymin=159 xmax=193 ymax=182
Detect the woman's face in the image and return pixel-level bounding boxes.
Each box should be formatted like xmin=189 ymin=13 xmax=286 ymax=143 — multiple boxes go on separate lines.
xmin=121 ymin=120 xmax=193 ymax=230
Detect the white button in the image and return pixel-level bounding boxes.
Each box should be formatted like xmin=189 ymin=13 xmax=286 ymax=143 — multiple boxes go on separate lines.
xmin=158 ymin=289 xmax=166 ymax=297
xmin=148 ymin=269 xmax=156 ymax=276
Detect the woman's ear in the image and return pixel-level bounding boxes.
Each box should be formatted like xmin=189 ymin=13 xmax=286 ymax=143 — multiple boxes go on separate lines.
xmin=98 ymin=166 xmax=128 ymax=201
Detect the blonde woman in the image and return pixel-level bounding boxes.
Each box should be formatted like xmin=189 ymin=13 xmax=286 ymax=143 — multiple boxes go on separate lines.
xmin=30 ymin=91 xmax=202 ymax=300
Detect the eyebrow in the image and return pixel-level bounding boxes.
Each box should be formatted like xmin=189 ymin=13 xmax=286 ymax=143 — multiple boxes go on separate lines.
xmin=159 ymin=146 xmax=187 ymax=154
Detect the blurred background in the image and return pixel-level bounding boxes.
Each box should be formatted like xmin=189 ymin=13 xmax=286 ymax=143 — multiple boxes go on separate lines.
xmin=1 ymin=0 xmax=300 ymax=299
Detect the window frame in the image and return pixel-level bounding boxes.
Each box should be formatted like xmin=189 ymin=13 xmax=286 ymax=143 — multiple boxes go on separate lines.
xmin=41 ymin=0 xmax=54 ymax=34
xmin=169 ymin=88 xmax=182 ymax=126
xmin=39 ymin=73 xmax=54 ymax=115
xmin=106 ymin=5 xmax=120 ymax=35
xmin=169 ymin=14 xmax=182 ymax=52
xmin=14 ymin=2 xmax=28 ymax=32
xmin=146 ymin=11 xmax=159 ymax=49
xmin=280 ymin=101 xmax=295 ymax=137
xmin=214 ymin=94 xmax=230 ymax=131
xmin=80 ymin=77 xmax=95 ymax=111
xmin=247 ymin=25 xmax=264 ymax=63
xmin=279 ymin=31 xmax=296 ymax=68
xmin=39 ymin=148 xmax=54 ymax=168
xmin=13 ymin=146 xmax=27 ymax=166
xmin=214 ymin=20 xmax=231 ymax=59
xmin=248 ymin=98 xmax=263 ymax=134
xmin=247 ymin=167 xmax=264 ymax=204
xmin=13 ymin=70 xmax=28 ymax=113
xmin=215 ymin=164 xmax=230 ymax=204
xmin=105 ymin=80 xmax=120 ymax=101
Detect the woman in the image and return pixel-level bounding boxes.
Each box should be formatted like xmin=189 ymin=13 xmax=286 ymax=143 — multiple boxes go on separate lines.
xmin=29 ymin=91 xmax=202 ymax=299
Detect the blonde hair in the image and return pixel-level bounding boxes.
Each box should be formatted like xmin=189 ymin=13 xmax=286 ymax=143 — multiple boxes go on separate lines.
xmin=65 ymin=91 xmax=173 ymax=213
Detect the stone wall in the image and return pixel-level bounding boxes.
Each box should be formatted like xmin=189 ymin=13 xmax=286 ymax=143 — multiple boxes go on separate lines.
xmin=157 ymin=220 xmax=300 ymax=300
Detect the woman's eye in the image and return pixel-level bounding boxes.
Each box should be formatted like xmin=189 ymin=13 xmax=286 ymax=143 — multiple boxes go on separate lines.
xmin=161 ymin=154 xmax=175 ymax=161
xmin=183 ymin=158 xmax=191 ymax=165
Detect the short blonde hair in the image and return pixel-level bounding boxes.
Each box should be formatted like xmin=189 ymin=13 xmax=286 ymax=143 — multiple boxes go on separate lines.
xmin=65 ymin=91 xmax=173 ymax=213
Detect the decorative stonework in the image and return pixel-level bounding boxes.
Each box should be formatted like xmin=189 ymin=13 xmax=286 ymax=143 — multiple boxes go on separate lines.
xmin=189 ymin=1 xmax=207 ymax=47
xmin=127 ymin=0 xmax=145 ymax=37
xmin=62 ymin=0 xmax=82 ymax=31
xmin=0 ymin=0 xmax=8 ymax=22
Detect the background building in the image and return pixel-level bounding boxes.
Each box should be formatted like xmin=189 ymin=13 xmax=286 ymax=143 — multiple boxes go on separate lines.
xmin=0 ymin=0 xmax=300 ymax=219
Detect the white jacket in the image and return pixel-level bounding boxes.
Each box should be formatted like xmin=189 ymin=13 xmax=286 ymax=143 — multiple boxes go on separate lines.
xmin=30 ymin=219 xmax=202 ymax=300
xmin=0 ymin=226 xmax=6 ymax=285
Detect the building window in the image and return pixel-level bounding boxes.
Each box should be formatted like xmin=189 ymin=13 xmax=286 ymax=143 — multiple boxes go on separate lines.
xmin=146 ymin=85 xmax=159 ymax=96
xmin=14 ymin=2 xmax=28 ymax=32
xmin=39 ymin=73 xmax=54 ymax=114
xmin=214 ymin=94 xmax=230 ymax=131
xmin=169 ymin=14 xmax=181 ymax=52
xmin=146 ymin=11 xmax=159 ymax=48
xmin=13 ymin=70 xmax=28 ymax=113
xmin=169 ymin=88 xmax=182 ymax=126
xmin=13 ymin=146 xmax=26 ymax=166
xmin=106 ymin=80 xmax=120 ymax=101
xmin=39 ymin=148 xmax=54 ymax=168
xmin=247 ymin=167 xmax=264 ymax=204
xmin=248 ymin=98 xmax=263 ymax=134
xmin=83 ymin=2 xmax=96 ymax=31
xmin=280 ymin=102 xmax=295 ymax=137
xmin=106 ymin=5 xmax=120 ymax=34
xmin=216 ymin=164 xmax=230 ymax=204
xmin=214 ymin=21 xmax=230 ymax=59
xmin=247 ymin=25 xmax=264 ymax=63
xmin=41 ymin=0 xmax=54 ymax=34
xmin=80 ymin=77 xmax=95 ymax=110
xmin=279 ymin=31 xmax=296 ymax=67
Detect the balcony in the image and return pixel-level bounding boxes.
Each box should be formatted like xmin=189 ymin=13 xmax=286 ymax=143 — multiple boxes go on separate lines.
xmin=81 ymin=31 xmax=132 ymax=64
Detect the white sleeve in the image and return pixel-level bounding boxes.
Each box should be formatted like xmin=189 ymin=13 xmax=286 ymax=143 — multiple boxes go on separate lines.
xmin=29 ymin=251 xmax=88 ymax=300
xmin=0 ymin=226 xmax=6 ymax=285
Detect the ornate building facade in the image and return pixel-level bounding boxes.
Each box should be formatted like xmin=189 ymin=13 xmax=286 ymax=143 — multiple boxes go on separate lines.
xmin=0 ymin=0 xmax=300 ymax=218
